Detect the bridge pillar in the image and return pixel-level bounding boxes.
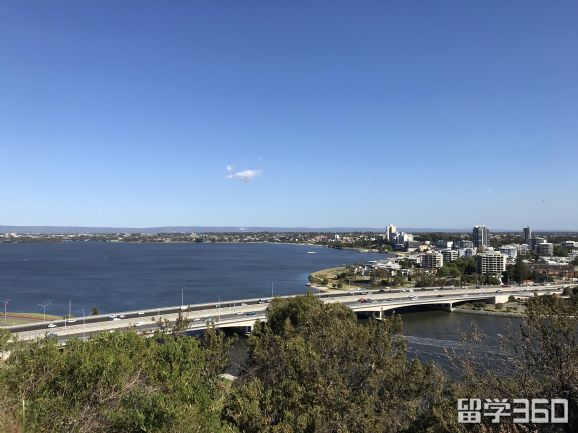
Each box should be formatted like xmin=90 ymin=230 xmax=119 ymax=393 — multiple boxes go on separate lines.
xmin=370 ymin=309 xmax=383 ymax=320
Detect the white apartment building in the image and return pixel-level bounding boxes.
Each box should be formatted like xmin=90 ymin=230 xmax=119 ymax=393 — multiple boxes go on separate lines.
xmin=441 ymin=249 xmax=458 ymax=263
xmin=458 ymin=247 xmax=476 ymax=258
xmin=420 ymin=251 xmax=444 ymax=269
xmin=499 ymin=245 xmax=518 ymax=260
xmin=476 ymin=251 xmax=506 ymax=275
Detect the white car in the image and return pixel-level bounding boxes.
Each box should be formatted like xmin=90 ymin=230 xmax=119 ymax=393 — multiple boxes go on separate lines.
xmin=193 ymin=318 xmax=201 ymax=322
xmin=113 ymin=317 xmax=121 ymax=321
xmin=410 ymin=296 xmax=418 ymax=301
xmin=138 ymin=311 xmax=145 ymax=315
xmin=67 ymin=319 xmax=76 ymax=324
xmin=47 ymin=323 xmax=57 ymax=328
xmin=135 ymin=321 xmax=144 ymax=327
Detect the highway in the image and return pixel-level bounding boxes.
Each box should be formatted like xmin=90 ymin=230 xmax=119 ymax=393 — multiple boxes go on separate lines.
xmin=5 ymin=284 xmax=568 ymax=343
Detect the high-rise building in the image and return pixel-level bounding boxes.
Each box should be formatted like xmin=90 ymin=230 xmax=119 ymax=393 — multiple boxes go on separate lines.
xmin=523 ymin=227 xmax=532 ymax=244
xmin=386 ymin=225 xmax=397 ymax=243
xmin=537 ymin=243 xmax=554 ymax=257
xmin=420 ymin=251 xmax=444 ymax=269
xmin=472 ymin=225 xmax=489 ymax=247
xmin=476 ymin=251 xmax=506 ymax=275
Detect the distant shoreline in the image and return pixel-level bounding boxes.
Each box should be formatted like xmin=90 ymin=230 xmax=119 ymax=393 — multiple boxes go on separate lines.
xmin=0 ymin=239 xmax=387 ymax=254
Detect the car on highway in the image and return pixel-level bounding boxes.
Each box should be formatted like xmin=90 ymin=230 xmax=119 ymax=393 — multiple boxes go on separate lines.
xmin=67 ymin=319 xmax=76 ymax=324
xmin=47 ymin=323 xmax=57 ymax=328
xmin=46 ymin=333 xmax=58 ymax=339
xmin=358 ymin=298 xmax=369 ymax=303
xmin=241 ymin=303 xmax=248 ymax=306
xmin=113 ymin=317 xmax=121 ymax=321
xmin=410 ymin=296 xmax=418 ymax=301
xmin=134 ymin=321 xmax=144 ymax=327
xmin=245 ymin=311 xmax=257 ymax=316
xmin=138 ymin=311 xmax=145 ymax=315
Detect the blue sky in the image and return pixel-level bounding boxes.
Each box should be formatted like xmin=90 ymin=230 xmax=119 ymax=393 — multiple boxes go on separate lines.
xmin=1 ymin=1 xmax=577 ymax=230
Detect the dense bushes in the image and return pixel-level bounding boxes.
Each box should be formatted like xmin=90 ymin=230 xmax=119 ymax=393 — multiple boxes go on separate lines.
xmin=0 ymin=292 xmax=576 ymax=432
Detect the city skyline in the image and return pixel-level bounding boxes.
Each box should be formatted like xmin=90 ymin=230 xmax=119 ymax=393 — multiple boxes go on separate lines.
xmin=1 ymin=1 xmax=577 ymax=229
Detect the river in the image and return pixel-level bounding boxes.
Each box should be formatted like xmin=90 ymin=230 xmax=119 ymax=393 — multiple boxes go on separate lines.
xmin=0 ymin=241 xmax=517 ymax=372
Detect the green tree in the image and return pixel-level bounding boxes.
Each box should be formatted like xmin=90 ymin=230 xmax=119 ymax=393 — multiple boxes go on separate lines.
xmin=457 ymin=294 xmax=578 ymax=432
xmin=0 ymin=330 xmax=235 ymax=433
xmin=223 ymin=294 xmax=460 ymax=433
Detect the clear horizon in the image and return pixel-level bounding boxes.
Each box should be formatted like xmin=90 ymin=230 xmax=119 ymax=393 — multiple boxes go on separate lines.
xmin=1 ymin=1 xmax=577 ymax=229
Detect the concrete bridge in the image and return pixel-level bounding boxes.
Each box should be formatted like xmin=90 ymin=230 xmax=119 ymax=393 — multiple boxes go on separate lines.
xmin=5 ymin=284 xmax=566 ymax=343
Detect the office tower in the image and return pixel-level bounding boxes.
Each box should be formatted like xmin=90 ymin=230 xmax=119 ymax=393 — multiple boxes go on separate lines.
xmin=472 ymin=225 xmax=489 ymax=247
xmin=386 ymin=225 xmax=397 ymax=243
xmin=523 ymin=227 xmax=532 ymax=244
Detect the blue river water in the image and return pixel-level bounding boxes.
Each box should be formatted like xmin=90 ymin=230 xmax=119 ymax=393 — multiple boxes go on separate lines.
xmin=0 ymin=242 xmax=383 ymax=316
xmin=1 ymin=241 xmax=516 ymax=373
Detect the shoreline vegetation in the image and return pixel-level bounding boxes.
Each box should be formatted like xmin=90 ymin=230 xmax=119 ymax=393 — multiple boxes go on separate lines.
xmin=1 ymin=292 xmax=576 ymax=432
xmin=1 ymin=238 xmax=385 ymax=253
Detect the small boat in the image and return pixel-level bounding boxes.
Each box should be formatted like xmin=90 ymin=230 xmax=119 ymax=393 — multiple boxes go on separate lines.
xmin=307 ymin=251 xmax=317 ymax=254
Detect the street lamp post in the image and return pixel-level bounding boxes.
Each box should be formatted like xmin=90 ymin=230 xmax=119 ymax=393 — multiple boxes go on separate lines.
xmin=0 ymin=299 xmax=11 ymax=322
xmin=82 ymin=308 xmax=86 ymax=339
xmin=38 ymin=302 xmax=51 ymax=322
xmin=217 ymin=296 xmax=221 ymax=322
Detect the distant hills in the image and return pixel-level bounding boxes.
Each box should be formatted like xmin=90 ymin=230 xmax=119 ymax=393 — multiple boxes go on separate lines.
xmin=3 ymin=225 xmax=574 ymax=234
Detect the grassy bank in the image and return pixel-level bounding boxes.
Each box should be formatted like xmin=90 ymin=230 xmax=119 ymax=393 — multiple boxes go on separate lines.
xmin=0 ymin=312 xmax=61 ymax=326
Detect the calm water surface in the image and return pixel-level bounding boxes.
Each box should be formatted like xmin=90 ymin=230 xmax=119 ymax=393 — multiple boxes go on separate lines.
xmin=0 ymin=242 xmax=382 ymax=315
xmin=1 ymin=242 xmax=515 ymax=371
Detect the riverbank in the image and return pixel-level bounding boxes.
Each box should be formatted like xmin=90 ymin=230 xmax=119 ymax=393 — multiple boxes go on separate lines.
xmin=309 ymin=266 xmax=347 ymax=290
xmin=0 ymin=312 xmax=61 ymax=326
xmin=453 ymin=305 xmax=525 ymax=318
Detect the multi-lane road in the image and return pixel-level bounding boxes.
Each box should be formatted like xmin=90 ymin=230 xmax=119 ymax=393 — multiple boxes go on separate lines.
xmin=5 ymin=284 xmax=569 ymax=343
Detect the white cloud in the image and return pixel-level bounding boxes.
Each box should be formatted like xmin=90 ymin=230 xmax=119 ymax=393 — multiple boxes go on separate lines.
xmin=226 ymin=164 xmax=233 ymax=172
xmin=225 ymin=169 xmax=262 ymax=182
